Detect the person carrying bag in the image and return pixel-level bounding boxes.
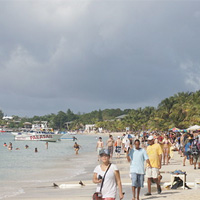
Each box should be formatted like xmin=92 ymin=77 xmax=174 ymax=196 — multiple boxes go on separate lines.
xmin=93 ymin=149 xmax=124 ymax=200
xmin=93 ymin=163 xmax=111 ymax=200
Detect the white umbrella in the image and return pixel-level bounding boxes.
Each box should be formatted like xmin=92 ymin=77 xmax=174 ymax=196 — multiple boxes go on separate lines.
xmin=187 ymin=125 xmax=200 ymax=131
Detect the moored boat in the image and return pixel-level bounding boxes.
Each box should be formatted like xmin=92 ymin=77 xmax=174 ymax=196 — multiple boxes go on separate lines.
xmin=14 ymin=131 xmax=62 ymax=142
xmin=12 ymin=122 xmax=62 ymax=142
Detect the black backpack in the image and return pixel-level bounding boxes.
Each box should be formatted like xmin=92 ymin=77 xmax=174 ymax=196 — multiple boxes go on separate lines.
xmin=171 ymin=177 xmax=191 ymax=189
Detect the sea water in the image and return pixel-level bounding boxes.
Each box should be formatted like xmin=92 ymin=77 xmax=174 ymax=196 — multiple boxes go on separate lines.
xmin=0 ymin=132 xmax=105 ymax=199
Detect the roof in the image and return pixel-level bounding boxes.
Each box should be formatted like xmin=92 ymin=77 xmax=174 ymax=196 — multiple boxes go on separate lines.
xmin=115 ymin=114 xmax=128 ymax=119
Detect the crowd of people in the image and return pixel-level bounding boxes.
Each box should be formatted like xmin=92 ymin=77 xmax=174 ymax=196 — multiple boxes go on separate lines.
xmin=93 ymin=131 xmax=200 ymax=200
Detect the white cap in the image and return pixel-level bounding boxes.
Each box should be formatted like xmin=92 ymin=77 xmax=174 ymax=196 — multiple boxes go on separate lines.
xmin=118 ymin=136 xmax=121 ymax=138
xmin=148 ymin=135 xmax=154 ymax=140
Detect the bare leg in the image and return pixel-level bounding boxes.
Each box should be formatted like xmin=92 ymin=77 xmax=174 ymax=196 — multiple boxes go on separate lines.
xmin=163 ymin=148 xmax=166 ymax=165
xmin=183 ymin=156 xmax=186 ymax=166
xmin=147 ymin=178 xmax=151 ymax=193
xmin=190 ymin=156 xmax=193 ymax=165
xmin=153 ymin=178 xmax=159 ymax=188
xmin=153 ymin=178 xmax=161 ymax=194
xmin=137 ymin=187 xmax=141 ymax=200
xmin=132 ymin=186 xmax=136 ymax=200
xmin=166 ymin=148 xmax=169 ymax=165
xmin=194 ymin=161 xmax=197 ymax=169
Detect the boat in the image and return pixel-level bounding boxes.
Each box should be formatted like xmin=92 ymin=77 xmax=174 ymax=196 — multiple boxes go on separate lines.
xmin=12 ymin=122 xmax=63 ymax=142
xmin=13 ymin=131 xmax=63 ymax=142
xmin=0 ymin=128 xmax=6 ymax=132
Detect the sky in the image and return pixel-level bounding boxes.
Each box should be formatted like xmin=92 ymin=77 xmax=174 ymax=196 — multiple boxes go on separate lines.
xmin=0 ymin=0 xmax=200 ymax=117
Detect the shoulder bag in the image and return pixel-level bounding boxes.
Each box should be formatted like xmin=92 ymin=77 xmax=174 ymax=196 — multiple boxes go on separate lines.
xmin=92 ymin=163 xmax=111 ymax=200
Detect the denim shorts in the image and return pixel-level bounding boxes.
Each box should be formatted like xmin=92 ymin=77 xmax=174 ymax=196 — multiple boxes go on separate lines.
xmin=131 ymin=173 xmax=144 ymax=188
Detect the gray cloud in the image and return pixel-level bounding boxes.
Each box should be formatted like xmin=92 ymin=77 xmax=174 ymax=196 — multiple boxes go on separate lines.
xmin=0 ymin=0 xmax=200 ymax=116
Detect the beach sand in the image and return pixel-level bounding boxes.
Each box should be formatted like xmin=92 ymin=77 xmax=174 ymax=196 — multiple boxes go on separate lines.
xmin=5 ymin=134 xmax=200 ymax=200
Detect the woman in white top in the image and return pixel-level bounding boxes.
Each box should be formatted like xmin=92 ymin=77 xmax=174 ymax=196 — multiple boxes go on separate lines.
xmin=93 ymin=149 xmax=124 ymax=200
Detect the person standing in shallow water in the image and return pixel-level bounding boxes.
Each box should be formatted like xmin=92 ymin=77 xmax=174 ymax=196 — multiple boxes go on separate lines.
xmin=45 ymin=142 xmax=48 ymax=149
xmin=8 ymin=142 xmax=12 ymax=150
xmin=93 ymin=149 xmax=124 ymax=200
xmin=74 ymin=142 xmax=81 ymax=155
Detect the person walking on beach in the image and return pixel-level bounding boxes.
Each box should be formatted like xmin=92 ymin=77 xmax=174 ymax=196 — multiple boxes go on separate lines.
xmin=161 ymin=135 xmax=172 ymax=165
xmin=93 ymin=149 xmax=124 ymax=200
xmin=122 ymin=133 xmax=126 ymax=152
xmin=191 ymin=135 xmax=200 ymax=169
xmin=115 ymin=136 xmax=122 ymax=158
xmin=127 ymin=139 xmax=151 ymax=200
xmin=74 ymin=142 xmax=81 ymax=155
xmin=107 ymin=135 xmax=115 ymax=159
xmin=96 ymin=137 xmax=104 ymax=161
xmin=145 ymin=135 xmax=162 ymax=196
xmin=183 ymin=134 xmax=192 ymax=166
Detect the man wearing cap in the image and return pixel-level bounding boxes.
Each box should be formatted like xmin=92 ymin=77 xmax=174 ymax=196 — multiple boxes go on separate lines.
xmin=145 ymin=135 xmax=162 ymax=196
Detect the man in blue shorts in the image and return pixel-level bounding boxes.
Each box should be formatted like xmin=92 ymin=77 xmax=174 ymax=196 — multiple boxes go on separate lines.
xmin=126 ymin=139 xmax=151 ymax=200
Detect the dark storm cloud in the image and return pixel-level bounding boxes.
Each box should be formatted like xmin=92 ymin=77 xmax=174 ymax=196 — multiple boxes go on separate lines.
xmin=0 ymin=0 xmax=200 ymax=116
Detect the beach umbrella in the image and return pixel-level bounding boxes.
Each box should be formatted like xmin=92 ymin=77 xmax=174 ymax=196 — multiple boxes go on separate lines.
xmin=187 ymin=125 xmax=200 ymax=131
xmin=169 ymin=127 xmax=180 ymax=132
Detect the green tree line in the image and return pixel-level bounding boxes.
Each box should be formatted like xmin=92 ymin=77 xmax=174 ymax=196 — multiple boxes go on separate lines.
xmin=1 ymin=91 xmax=200 ymax=131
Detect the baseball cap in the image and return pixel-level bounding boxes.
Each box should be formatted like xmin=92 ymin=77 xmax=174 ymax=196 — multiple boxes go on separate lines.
xmin=148 ymin=135 xmax=154 ymax=140
xmin=99 ymin=149 xmax=110 ymax=156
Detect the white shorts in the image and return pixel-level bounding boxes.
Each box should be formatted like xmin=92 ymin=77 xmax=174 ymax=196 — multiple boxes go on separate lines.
xmin=146 ymin=167 xmax=159 ymax=179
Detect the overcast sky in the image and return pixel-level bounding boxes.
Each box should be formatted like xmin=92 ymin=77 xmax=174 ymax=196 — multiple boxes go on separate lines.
xmin=0 ymin=0 xmax=200 ymax=117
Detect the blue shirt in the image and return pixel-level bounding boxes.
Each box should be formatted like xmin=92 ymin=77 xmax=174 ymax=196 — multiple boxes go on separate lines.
xmin=185 ymin=142 xmax=191 ymax=152
xmin=128 ymin=148 xmax=149 ymax=174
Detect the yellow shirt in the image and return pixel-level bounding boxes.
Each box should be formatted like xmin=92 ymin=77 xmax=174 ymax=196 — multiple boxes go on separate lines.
xmin=146 ymin=143 xmax=163 ymax=168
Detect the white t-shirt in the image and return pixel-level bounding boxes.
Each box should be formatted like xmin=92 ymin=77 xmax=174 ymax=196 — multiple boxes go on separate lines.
xmin=94 ymin=164 xmax=118 ymax=198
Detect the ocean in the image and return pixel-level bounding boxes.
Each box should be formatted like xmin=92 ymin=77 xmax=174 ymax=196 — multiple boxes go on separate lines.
xmin=0 ymin=132 xmax=105 ymax=199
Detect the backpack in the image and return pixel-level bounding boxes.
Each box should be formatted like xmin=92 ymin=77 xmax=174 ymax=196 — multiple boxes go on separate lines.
xmin=171 ymin=177 xmax=191 ymax=190
xmin=191 ymin=139 xmax=200 ymax=155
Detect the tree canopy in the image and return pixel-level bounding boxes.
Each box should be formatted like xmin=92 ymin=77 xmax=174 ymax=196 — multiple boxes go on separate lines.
xmin=1 ymin=91 xmax=200 ymax=131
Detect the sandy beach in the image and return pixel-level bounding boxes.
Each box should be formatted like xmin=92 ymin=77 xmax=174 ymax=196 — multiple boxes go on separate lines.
xmin=5 ymin=133 xmax=200 ymax=200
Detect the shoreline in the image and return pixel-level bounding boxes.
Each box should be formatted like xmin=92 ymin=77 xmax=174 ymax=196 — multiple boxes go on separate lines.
xmin=6 ymin=151 xmax=200 ymax=200
xmin=3 ymin=133 xmax=200 ymax=200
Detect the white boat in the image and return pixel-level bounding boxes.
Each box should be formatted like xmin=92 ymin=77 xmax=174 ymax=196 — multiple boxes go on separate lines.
xmin=13 ymin=131 xmax=63 ymax=142
xmin=12 ymin=122 xmax=63 ymax=142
